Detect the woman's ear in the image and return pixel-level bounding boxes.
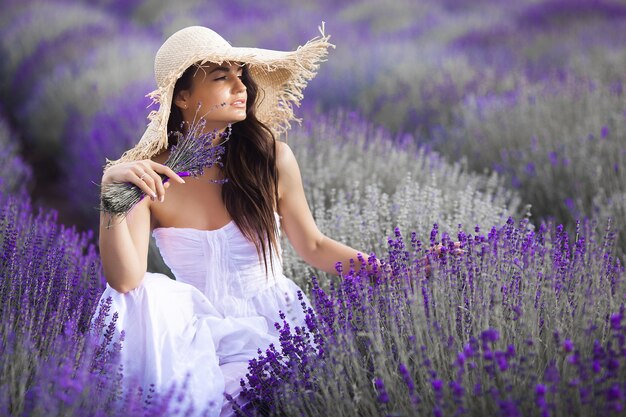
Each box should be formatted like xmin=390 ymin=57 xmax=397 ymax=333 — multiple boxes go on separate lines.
xmin=174 ymin=90 xmax=191 ymax=111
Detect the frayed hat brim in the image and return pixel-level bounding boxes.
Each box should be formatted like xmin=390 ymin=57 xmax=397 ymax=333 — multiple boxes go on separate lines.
xmin=106 ymin=23 xmax=334 ymax=169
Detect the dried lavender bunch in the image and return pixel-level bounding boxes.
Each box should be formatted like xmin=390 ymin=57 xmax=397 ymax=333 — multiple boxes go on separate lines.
xmin=100 ymin=106 xmax=230 ymax=220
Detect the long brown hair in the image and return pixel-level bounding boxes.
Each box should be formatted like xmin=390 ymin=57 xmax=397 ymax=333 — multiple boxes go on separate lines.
xmin=168 ymin=63 xmax=280 ymax=274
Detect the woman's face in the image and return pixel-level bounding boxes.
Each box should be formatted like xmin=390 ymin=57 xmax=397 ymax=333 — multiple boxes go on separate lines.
xmin=176 ymin=61 xmax=247 ymax=132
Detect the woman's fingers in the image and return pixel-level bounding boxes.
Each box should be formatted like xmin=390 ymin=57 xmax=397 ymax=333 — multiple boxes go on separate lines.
xmin=131 ymin=162 xmax=161 ymax=201
xmin=132 ymin=168 xmax=157 ymax=200
xmin=145 ymin=169 xmax=166 ymax=202
xmin=149 ymin=161 xmax=186 ymax=184
xmin=135 ymin=161 xmax=187 ymax=202
xmin=429 ymin=244 xmax=444 ymax=257
xmin=102 ymin=160 xmax=186 ymax=203
xmin=429 ymin=242 xmax=465 ymax=257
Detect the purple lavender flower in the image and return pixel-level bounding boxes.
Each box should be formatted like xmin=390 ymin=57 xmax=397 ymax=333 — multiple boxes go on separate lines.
xmin=398 ymin=363 xmax=416 ymax=398
xmin=374 ymin=377 xmax=390 ymax=404
xmin=610 ymin=312 xmax=623 ymax=330
xmin=563 ymin=339 xmax=574 ymax=353
xmin=432 ymin=379 xmax=443 ymax=392
xmin=548 ymin=151 xmax=559 ymax=167
xmin=481 ymin=328 xmax=500 ymax=344
xmin=229 ymin=213 xmax=623 ymax=415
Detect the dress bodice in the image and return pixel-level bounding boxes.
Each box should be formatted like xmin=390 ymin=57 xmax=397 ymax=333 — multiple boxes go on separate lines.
xmin=151 ymin=213 xmax=297 ymax=319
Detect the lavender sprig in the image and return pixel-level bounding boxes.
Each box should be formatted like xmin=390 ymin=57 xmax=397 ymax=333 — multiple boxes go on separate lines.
xmin=165 ymin=116 xmax=230 ymax=179
xmin=99 ymin=103 xmax=231 ymax=221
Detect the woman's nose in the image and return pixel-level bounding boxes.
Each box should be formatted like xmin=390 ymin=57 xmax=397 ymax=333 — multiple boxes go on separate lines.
xmin=233 ymin=77 xmax=246 ymax=93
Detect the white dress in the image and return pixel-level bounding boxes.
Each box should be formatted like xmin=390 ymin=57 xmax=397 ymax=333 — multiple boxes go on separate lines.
xmin=93 ymin=213 xmax=309 ymax=416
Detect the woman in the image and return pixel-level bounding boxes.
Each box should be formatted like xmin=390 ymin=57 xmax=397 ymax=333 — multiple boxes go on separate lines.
xmin=95 ymin=25 xmax=371 ymax=416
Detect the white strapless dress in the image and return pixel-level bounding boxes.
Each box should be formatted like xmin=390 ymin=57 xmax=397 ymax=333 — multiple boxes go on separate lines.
xmin=93 ymin=213 xmax=309 ymax=416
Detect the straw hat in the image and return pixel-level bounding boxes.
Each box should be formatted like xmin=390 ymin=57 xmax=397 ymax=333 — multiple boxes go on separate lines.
xmin=105 ymin=23 xmax=334 ymax=168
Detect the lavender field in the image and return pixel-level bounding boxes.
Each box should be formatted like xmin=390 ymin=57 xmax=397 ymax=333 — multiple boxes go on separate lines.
xmin=0 ymin=0 xmax=625 ymax=415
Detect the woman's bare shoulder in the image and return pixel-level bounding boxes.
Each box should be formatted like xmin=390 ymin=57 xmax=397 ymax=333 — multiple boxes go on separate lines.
xmin=275 ymin=140 xmax=296 ymax=170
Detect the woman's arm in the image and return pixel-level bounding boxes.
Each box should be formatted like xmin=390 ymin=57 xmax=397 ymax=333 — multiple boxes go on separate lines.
xmin=99 ymin=197 xmax=151 ymax=293
xmin=276 ymin=141 xmax=371 ymax=275
xmin=99 ymin=160 xmax=185 ymax=293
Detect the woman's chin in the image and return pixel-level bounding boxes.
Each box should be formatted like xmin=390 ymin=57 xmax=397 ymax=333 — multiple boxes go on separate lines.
xmin=230 ymin=114 xmax=247 ymax=123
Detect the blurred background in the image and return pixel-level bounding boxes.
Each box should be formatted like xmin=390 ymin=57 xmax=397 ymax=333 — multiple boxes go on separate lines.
xmin=2 ymin=2 xmax=625 ymax=414
xmin=0 ymin=0 xmax=624 ymax=263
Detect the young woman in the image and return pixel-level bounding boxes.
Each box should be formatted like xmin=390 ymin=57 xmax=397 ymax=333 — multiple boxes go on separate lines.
xmin=95 ymin=25 xmax=371 ymax=417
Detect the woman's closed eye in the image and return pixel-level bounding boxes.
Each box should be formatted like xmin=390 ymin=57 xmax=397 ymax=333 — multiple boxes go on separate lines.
xmin=214 ymin=73 xmax=243 ymax=81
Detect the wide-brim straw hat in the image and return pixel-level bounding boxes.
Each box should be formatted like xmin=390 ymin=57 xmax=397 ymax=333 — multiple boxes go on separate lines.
xmin=106 ymin=23 xmax=334 ymax=168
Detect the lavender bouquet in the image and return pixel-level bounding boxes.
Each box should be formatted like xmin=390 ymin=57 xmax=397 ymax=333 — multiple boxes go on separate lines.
xmin=99 ymin=107 xmax=230 ymax=220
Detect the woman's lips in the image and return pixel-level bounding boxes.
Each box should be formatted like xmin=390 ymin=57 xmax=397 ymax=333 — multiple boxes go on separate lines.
xmin=231 ymin=99 xmax=246 ymax=108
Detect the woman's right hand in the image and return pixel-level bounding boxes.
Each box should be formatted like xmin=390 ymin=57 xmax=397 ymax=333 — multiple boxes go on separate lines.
xmin=101 ymin=160 xmax=186 ymax=203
